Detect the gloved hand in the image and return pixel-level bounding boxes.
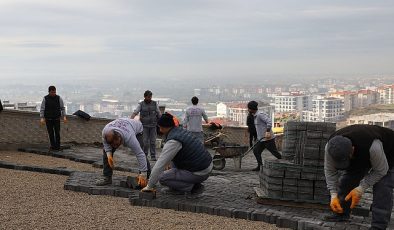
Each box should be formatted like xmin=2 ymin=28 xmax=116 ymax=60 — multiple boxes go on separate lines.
xmin=106 ymin=152 xmax=114 ymax=168
xmin=40 ymin=118 xmax=45 ymax=126
xmin=63 ymin=117 xmax=67 ymax=123
xmin=265 ymin=131 xmax=272 ymax=139
xmin=141 ymin=185 xmax=156 ymax=192
xmin=137 ymin=172 xmax=148 ymax=188
xmin=345 ymin=186 xmax=364 ymax=209
xmin=330 ymin=193 xmax=343 ymax=213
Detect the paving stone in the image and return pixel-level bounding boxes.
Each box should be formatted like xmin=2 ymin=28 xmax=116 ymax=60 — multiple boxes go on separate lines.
xmin=276 ymin=216 xmax=298 ymax=229
xmin=139 ymin=191 xmax=156 ymax=200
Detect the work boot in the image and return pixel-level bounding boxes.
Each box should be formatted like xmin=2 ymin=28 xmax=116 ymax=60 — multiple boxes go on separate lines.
xmin=191 ymin=183 xmax=205 ymax=194
xmin=150 ymin=156 xmax=157 ymax=161
xmin=252 ymin=165 xmax=261 ymax=171
xmin=95 ymin=176 xmax=112 ymax=186
xmin=324 ymin=213 xmax=350 ymax=222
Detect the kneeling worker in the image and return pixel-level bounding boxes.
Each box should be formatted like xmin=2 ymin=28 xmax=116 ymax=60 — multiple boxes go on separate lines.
xmin=96 ymin=118 xmax=150 ymax=187
xmin=324 ymin=124 xmax=394 ymax=230
xmin=141 ymin=113 xmax=212 ymax=193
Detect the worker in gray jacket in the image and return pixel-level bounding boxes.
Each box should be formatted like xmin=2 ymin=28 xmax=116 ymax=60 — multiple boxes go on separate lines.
xmin=96 ymin=118 xmax=150 ymax=187
xmin=131 ymin=90 xmax=161 ymax=161
xmin=247 ymin=101 xmax=281 ymax=171
xmin=183 ymin=96 xmax=209 ymax=144
xmin=324 ymin=124 xmax=394 ymax=230
xmin=141 ymin=113 xmax=212 ymax=194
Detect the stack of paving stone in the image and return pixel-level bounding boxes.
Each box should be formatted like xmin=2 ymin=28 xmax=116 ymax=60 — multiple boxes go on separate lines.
xmin=260 ymin=121 xmax=336 ymax=203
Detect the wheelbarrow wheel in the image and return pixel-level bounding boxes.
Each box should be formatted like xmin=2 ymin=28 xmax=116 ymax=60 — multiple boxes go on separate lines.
xmin=213 ymin=155 xmax=226 ymax=170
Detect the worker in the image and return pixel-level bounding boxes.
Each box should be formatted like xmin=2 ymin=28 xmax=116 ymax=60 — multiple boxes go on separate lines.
xmin=324 ymin=124 xmax=394 ymax=230
xmin=40 ymin=85 xmax=67 ymax=151
xmin=183 ymin=96 xmax=209 ymax=144
xmin=141 ymin=113 xmax=212 ymax=194
xmin=247 ymin=101 xmax=281 ymax=172
xmin=96 ymin=118 xmax=150 ymax=187
xmin=246 ymin=112 xmax=257 ymax=147
xmin=131 ymin=90 xmax=161 ymax=161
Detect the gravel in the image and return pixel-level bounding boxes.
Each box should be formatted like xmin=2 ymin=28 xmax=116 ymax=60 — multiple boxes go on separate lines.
xmin=0 ymin=152 xmax=286 ymax=230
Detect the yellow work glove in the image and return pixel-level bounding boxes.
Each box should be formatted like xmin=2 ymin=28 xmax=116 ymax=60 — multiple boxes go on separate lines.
xmin=106 ymin=152 xmax=114 ymax=168
xmin=141 ymin=185 xmax=156 ymax=193
xmin=330 ymin=193 xmax=343 ymax=213
xmin=137 ymin=172 xmax=148 ymax=188
xmin=40 ymin=118 xmax=45 ymax=126
xmin=345 ymin=186 xmax=364 ymax=209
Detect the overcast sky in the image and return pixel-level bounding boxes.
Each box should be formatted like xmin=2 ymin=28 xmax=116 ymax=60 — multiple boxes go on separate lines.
xmin=0 ymin=0 xmax=393 ymax=83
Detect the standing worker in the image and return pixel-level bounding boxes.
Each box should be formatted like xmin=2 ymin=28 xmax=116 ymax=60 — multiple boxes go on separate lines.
xmin=96 ymin=118 xmax=149 ymax=187
xmin=247 ymin=101 xmax=281 ymax=171
xmin=131 ymin=90 xmax=161 ymax=161
xmin=246 ymin=112 xmax=257 ymax=148
xmin=40 ymin=86 xmax=66 ymax=151
xmin=324 ymin=124 xmax=394 ymax=230
xmin=183 ymin=96 xmax=209 ymax=144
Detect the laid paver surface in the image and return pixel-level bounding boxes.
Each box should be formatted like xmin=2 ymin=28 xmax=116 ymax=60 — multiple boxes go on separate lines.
xmin=6 ymin=145 xmax=394 ymax=230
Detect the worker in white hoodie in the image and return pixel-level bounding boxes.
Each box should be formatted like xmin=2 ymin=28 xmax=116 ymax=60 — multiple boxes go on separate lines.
xmin=96 ymin=118 xmax=150 ymax=187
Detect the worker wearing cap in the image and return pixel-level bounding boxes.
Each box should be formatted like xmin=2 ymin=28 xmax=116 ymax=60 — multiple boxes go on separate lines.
xmin=324 ymin=124 xmax=394 ymax=229
xmin=141 ymin=113 xmax=212 ymax=194
xmin=96 ymin=118 xmax=150 ymax=187
xmin=247 ymin=100 xmax=281 ymax=172
xmin=183 ymin=96 xmax=209 ymax=144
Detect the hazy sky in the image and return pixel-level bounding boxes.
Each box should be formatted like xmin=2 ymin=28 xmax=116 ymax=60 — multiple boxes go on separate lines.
xmin=1 ymin=0 xmax=393 ymax=83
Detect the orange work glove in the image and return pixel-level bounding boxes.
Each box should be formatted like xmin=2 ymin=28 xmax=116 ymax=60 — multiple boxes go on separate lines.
xmin=330 ymin=194 xmax=343 ymax=213
xmin=63 ymin=117 xmax=67 ymax=123
xmin=137 ymin=172 xmax=148 ymax=188
xmin=345 ymin=186 xmax=363 ymax=209
xmin=40 ymin=118 xmax=45 ymax=126
xmin=106 ymin=152 xmax=114 ymax=168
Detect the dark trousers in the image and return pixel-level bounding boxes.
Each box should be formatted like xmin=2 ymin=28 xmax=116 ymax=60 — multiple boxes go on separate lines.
xmin=45 ymin=119 xmax=61 ymax=149
xmin=338 ymin=167 xmax=394 ymax=229
xmin=249 ymin=132 xmax=257 ymax=147
xmin=253 ymin=138 xmax=282 ymax=166
xmin=143 ymin=126 xmax=157 ymax=158
xmin=102 ymin=133 xmax=151 ymax=178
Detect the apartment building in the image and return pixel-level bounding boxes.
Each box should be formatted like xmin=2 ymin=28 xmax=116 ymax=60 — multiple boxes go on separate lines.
xmin=302 ymin=96 xmax=344 ymax=122
xmin=274 ymin=93 xmax=311 ymax=113
xmin=377 ymin=84 xmax=394 ymax=104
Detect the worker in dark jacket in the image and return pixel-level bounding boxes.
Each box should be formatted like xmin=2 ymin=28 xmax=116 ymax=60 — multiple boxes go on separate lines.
xmin=141 ymin=113 xmax=212 ymax=194
xmin=40 ymin=86 xmax=66 ymax=151
xmin=246 ymin=113 xmax=257 ymax=148
xmin=324 ymin=124 xmax=394 ymax=230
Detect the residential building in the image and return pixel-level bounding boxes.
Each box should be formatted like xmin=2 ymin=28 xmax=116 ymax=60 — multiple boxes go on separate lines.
xmin=377 ymin=84 xmax=394 ymax=104
xmin=302 ymin=96 xmax=344 ymax=122
xmin=274 ymin=93 xmax=311 ymax=113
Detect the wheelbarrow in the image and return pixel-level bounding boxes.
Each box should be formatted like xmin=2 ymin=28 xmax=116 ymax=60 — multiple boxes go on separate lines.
xmin=212 ymin=145 xmax=250 ymax=170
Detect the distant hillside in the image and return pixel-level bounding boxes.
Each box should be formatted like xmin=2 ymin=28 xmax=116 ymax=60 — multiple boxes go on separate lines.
xmin=347 ymin=104 xmax=394 ymax=116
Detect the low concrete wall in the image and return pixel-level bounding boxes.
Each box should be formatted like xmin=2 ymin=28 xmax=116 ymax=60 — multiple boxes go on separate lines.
xmin=0 ymin=109 xmax=251 ymax=150
xmin=0 ymin=110 xmax=110 ymax=150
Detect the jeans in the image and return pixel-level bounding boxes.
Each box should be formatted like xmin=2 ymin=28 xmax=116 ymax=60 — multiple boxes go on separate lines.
xmin=337 ymin=167 xmax=394 ymax=229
